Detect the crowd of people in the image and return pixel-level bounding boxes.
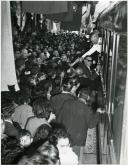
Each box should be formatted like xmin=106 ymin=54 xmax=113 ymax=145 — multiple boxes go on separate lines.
xmin=1 ymin=28 xmax=105 ymax=164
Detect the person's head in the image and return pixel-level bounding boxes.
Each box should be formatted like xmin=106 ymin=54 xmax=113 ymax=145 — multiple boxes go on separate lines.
xmin=40 ymin=52 xmax=46 ymax=61
xmin=14 ymin=92 xmax=30 ymax=105
xmin=35 ymin=44 xmax=40 ymax=51
xmin=90 ymin=33 xmax=99 ymax=44
xmin=61 ymin=54 xmax=68 ymax=62
xmin=66 ymin=50 xmax=71 ymax=56
xmin=33 ymin=124 xmax=51 ymax=142
xmin=93 ymin=29 xmax=100 ymax=35
xmin=58 ymin=45 xmax=63 ymax=52
xmin=38 ymin=141 xmax=60 ymax=164
xmin=78 ymin=88 xmax=90 ymax=102
xmin=84 ymin=56 xmax=92 ymax=68
xmin=76 ymin=51 xmax=81 ymax=57
xmin=18 ymin=150 xmax=60 ymax=165
xmin=53 ymin=50 xmax=59 ymax=57
xmin=48 ymin=128 xmax=71 ymax=149
xmin=48 ymin=46 xmax=53 ymax=53
xmin=21 ymin=48 xmax=29 ymax=59
xmin=70 ymin=49 xmax=75 ymax=55
xmin=62 ymin=78 xmax=73 ymax=92
xmin=19 ymin=129 xmax=33 ymax=148
xmin=32 ymin=98 xmax=52 ymax=119
xmin=66 ymin=68 xmax=76 ymax=78
xmin=44 ymin=47 xmax=48 ymax=53
xmin=15 ymin=58 xmax=25 ymax=71
xmin=75 ymin=67 xmax=84 ymax=76
xmin=57 ymin=136 xmax=70 ymax=153
xmin=33 ymin=51 xmax=37 ymax=57
xmin=15 ymin=50 xmax=21 ymax=59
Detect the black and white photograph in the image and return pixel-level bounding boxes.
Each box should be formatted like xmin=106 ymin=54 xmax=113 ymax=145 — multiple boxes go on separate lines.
xmin=1 ymin=0 xmax=127 ymax=164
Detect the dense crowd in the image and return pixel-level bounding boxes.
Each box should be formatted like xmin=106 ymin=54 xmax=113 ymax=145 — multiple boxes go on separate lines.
xmin=1 ymin=29 xmax=104 ymax=164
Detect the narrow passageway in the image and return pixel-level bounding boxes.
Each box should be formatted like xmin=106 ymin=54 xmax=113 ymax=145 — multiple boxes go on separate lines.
xmin=80 ymin=127 xmax=97 ymax=164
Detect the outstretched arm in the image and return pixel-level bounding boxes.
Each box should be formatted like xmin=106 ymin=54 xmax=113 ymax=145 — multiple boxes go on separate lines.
xmin=70 ymin=58 xmax=80 ymax=67
xmin=82 ymin=44 xmax=101 ymax=58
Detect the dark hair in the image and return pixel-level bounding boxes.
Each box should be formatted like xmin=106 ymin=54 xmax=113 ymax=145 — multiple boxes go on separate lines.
xmin=32 ymin=98 xmax=52 ymax=119
xmin=38 ymin=141 xmax=59 ymax=164
xmin=84 ymin=55 xmax=92 ymax=60
xmin=15 ymin=58 xmax=25 ymax=69
xmin=75 ymin=66 xmax=83 ymax=73
xmin=33 ymin=124 xmax=51 ymax=142
xmin=62 ymin=78 xmax=73 ymax=92
xmin=19 ymin=129 xmax=31 ymax=139
xmin=48 ymin=128 xmax=71 ymax=146
xmin=18 ymin=142 xmax=59 ymax=165
xmin=18 ymin=151 xmax=59 ymax=165
xmin=14 ymin=91 xmax=30 ymax=105
xmin=18 ymin=152 xmax=44 ymax=165
xmin=90 ymin=31 xmax=99 ymax=38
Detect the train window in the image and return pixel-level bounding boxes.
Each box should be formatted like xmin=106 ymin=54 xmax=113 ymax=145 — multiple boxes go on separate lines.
xmin=111 ymin=35 xmax=127 ymax=163
xmin=101 ymin=30 xmax=127 ymax=163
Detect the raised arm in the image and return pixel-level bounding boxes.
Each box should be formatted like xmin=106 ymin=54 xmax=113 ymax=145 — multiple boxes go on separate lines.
xmin=82 ymin=44 xmax=101 ymax=58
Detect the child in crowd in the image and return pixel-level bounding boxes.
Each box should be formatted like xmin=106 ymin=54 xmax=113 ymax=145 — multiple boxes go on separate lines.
xmin=49 ymin=127 xmax=78 ymax=165
xmin=19 ymin=129 xmax=33 ymax=148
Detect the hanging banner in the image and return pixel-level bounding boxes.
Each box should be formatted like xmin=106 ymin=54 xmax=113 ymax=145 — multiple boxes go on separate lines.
xmin=22 ymin=1 xmax=68 ymax=14
xmin=1 ymin=1 xmax=19 ymax=91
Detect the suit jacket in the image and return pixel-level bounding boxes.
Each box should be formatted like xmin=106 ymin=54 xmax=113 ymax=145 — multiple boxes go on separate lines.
xmin=50 ymin=92 xmax=76 ymax=119
xmin=57 ymin=99 xmax=100 ymax=146
xmin=78 ymin=62 xmax=97 ymax=80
